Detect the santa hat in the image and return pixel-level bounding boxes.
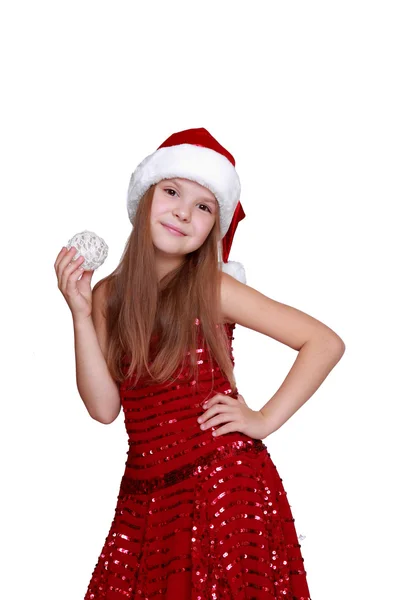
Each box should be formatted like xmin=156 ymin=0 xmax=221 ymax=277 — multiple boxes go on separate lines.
xmin=127 ymin=127 xmax=246 ymax=283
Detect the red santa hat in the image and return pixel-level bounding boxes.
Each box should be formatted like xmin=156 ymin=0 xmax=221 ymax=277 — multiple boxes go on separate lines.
xmin=127 ymin=127 xmax=246 ymax=283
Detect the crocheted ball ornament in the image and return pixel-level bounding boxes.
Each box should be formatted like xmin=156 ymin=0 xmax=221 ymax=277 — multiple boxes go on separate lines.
xmin=65 ymin=230 xmax=108 ymax=271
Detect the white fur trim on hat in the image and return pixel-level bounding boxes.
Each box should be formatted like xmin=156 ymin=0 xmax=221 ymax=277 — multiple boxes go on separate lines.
xmin=127 ymin=144 xmax=241 ymax=239
xmin=220 ymin=260 xmax=247 ymax=284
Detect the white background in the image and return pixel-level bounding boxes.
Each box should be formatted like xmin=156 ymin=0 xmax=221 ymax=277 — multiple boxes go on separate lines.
xmin=1 ymin=1 xmax=398 ymax=598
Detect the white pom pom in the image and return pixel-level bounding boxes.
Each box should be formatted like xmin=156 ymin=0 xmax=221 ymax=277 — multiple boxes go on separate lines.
xmin=66 ymin=230 xmax=108 ymax=271
xmin=220 ymin=260 xmax=246 ymax=284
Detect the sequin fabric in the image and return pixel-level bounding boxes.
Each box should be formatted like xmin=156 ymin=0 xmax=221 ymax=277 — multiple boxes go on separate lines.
xmin=84 ymin=320 xmax=311 ymax=599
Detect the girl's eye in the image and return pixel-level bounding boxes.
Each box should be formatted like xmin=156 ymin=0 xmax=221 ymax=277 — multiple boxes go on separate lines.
xmin=164 ymin=189 xmax=212 ymax=213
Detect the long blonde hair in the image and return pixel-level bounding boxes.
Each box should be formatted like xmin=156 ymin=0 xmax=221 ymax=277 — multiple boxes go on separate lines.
xmin=93 ymin=184 xmax=236 ymax=393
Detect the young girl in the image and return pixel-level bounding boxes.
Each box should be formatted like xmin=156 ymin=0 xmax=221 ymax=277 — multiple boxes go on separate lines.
xmin=55 ymin=127 xmax=344 ymax=599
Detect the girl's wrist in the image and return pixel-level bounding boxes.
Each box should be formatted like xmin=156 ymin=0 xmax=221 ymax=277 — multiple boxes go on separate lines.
xmin=73 ymin=314 xmax=93 ymax=328
xmin=260 ymin=410 xmax=280 ymax=438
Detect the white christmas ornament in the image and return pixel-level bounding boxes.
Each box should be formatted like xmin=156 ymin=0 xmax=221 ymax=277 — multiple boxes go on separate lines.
xmin=66 ymin=230 xmax=108 ymax=271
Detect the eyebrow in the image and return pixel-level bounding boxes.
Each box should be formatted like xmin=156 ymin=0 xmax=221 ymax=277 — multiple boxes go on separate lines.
xmin=166 ymin=178 xmax=217 ymax=205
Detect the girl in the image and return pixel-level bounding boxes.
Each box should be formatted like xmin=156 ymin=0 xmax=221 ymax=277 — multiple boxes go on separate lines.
xmin=55 ymin=127 xmax=344 ymax=599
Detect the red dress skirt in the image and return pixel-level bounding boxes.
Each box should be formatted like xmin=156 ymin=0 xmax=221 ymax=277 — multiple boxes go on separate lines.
xmin=84 ymin=322 xmax=311 ymax=599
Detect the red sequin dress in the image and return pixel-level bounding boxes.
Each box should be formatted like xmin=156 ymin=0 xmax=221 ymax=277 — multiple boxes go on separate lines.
xmin=85 ymin=321 xmax=311 ymax=599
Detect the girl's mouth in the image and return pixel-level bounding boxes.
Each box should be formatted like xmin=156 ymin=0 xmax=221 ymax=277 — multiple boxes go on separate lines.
xmin=162 ymin=224 xmax=186 ymax=236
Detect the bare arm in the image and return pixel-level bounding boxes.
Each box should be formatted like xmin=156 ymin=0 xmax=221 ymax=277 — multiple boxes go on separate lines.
xmin=54 ymin=246 xmax=121 ymax=424
xmin=73 ymin=314 xmax=121 ymax=424
xmin=74 ymin=278 xmax=121 ymax=424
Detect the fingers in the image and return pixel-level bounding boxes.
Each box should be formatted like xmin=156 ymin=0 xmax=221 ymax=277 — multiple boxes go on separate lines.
xmin=54 ymin=246 xmax=69 ymax=275
xmin=211 ymin=422 xmax=238 ymax=437
xmin=62 ymin=255 xmax=85 ymax=289
xmin=198 ymin=411 xmax=233 ymax=431
xmin=54 ymin=247 xmax=64 ymax=274
xmin=55 ymin=246 xmax=85 ymax=290
xmin=55 ymin=246 xmax=79 ymax=270
xmin=202 ymin=393 xmax=235 ymax=409
xmin=54 ymin=246 xmax=72 ymax=270
xmin=198 ymin=402 xmax=232 ymax=424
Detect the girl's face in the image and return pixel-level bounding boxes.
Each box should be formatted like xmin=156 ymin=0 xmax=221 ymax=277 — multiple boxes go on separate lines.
xmin=150 ymin=177 xmax=218 ymax=277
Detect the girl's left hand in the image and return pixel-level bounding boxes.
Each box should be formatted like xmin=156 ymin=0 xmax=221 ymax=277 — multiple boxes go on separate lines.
xmin=197 ymin=393 xmax=269 ymax=440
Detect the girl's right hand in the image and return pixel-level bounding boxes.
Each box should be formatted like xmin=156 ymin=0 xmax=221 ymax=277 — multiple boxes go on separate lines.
xmin=54 ymin=246 xmax=94 ymax=320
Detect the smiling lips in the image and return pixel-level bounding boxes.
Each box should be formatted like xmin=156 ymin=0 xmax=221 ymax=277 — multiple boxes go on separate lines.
xmin=162 ymin=223 xmax=186 ymax=236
